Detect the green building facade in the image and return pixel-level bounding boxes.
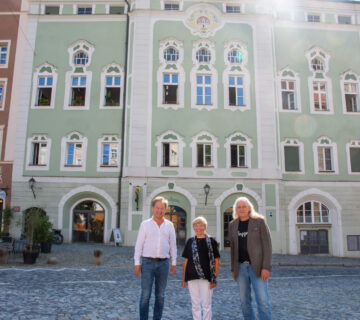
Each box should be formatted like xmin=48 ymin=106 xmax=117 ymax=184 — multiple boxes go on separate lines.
xmin=10 ymin=0 xmax=360 ymax=257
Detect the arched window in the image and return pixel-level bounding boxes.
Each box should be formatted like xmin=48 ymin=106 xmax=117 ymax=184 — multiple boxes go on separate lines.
xmin=164 ymin=47 xmax=179 ymax=61
xmin=228 ymin=49 xmax=243 ymax=63
xmin=73 ymin=51 xmax=89 ymax=65
xmin=311 ymin=57 xmax=324 ymax=72
xmin=196 ymin=48 xmax=211 ymax=63
xmin=297 ymin=201 xmax=329 ymax=223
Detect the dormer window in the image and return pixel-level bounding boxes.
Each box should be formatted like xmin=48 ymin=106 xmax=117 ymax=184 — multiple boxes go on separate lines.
xmin=73 ymin=52 xmax=89 ymax=66
xmin=228 ymin=49 xmax=243 ymax=63
xmin=164 ymin=47 xmax=179 ymax=62
xmin=311 ymin=58 xmax=324 ymax=72
xmin=196 ymin=48 xmax=211 ymax=63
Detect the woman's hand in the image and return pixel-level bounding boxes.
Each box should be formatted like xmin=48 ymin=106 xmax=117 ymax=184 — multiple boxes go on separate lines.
xmin=182 ymin=280 xmax=188 ymax=288
xmin=210 ymin=282 xmax=217 ymax=289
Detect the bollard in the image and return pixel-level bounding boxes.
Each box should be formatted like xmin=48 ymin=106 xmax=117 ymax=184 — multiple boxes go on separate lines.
xmin=94 ymin=249 xmax=103 ymax=265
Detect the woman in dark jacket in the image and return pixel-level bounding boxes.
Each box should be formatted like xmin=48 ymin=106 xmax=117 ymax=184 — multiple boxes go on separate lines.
xmin=182 ymin=217 xmax=220 ymax=320
xmin=230 ymin=197 xmax=272 ymax=320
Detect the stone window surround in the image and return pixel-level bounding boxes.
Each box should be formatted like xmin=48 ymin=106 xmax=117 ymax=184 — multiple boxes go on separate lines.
xmin=99 ymin=63 xmax=124 ymax=109
xmin=313 ymin=136 xmax=338 ymax=174
xmin=25 ymin=134 xmax=51 ymax=171
xmin=0 ymin=78 xmax=7 ymax=111
xmin=190 ymin=131 xmax=219 ymax=168
xmin=60 ymin=131 xmax=88 ymax=171
xmin=281 ymin=138 xmax=305 ymax=174
xmin=155 ymin=130 xmax=185 ymax=168
xmin=224 ymin=131 xmax=253 ymax=169
xmin=277 ymin=67 xmax=302 ymax=113
xmin=97 ymin=134 xmax=121 ymax=172
xmin=0 ymin=40 xmax=11 ymax=69
xmin=346 ymin=140 xmax=360 ymax=175
xmin=340 ymin=70 xmax=360 ymax=114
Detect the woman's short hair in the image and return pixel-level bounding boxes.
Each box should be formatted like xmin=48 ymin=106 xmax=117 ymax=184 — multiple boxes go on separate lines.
xmin=232 ymin=196 xmax=263 ymax=220
xmin=192 ymin=216 xmax=208 ymax=228
xmin=151 ymin=196 xmax=168 ymax=209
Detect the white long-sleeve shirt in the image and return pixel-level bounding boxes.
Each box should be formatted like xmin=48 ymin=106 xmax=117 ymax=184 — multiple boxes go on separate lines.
xmin=134 ymin=218 xmax=177 ymax=266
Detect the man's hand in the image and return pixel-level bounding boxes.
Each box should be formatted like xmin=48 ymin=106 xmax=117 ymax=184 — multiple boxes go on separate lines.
xmin=232 ymin=271 xmax=236 ymax=281
xmin=182 ymin=280 xmax=187 ymax=288
xmin=170 ymin=265 xmax=176 ymax=276
xmin=261 ymin=269 xmax=270 ymax=282
xmin=210 ymin=282 xmax=217 ymax=289
xmin=134 ymin=265 xmax=141 ymax=277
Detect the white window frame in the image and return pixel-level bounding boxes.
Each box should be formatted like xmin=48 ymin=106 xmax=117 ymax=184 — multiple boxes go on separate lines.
xmin=223 ymin=41 xmax=250 ymax=112
xmin=296 ymin=201 xmax=330 ymax=224
xmin=41 ymin=4 xmax=63 ymax=14
xmin=74 ymin=4 xmax=95 ymax=14
xmin=281 ymin=138 xmax=304 ymax=174
xmin=31 ymin=63 xmax=57 ymax=109
xmin=191 ymin=39 xmax=217 ymax=111
xmin=161 ymin=0 xmax=183 ymax=11
xmin=99 ymin=63 xmax=124 ymax=109
xmin=0 ymin=78 xmax=8 ymax=111
xmin=346 ymin=140 xmax=360 ymax=175
xmin=155 ymin=130 xmax=185 ymax=168
xmin=313 ymin=136 xmax=338 ymax=174
xmin=305 ymin=12 xmax=323 ymax=23
xmin=190 ymin=131 xmax=218 ymax=168
xmin=224 ymin=132 xmax=253 ymax=169
xmin=97 ymin=135 xmax=121 ymax=172
xmin=223 ymin=3 xmax=243 ymax=13
xmin=0 ymin=40 xmax=11 ymax=69
xmin=340 ymin=71 xmax=360 ymax=114
xmin=64 ymin=40 xmax=94 ymax=111
xmin=278 ymin=67 xmax=301 ymax=112
xmin=26 ymin=134 xmax=51 ymax=171
xmin=337 ymin=15 xmax=353 ymax=25
xmin=105 ymin=5 xmax=127 ymax=14
xmin=60 ymin=131 xmax=87 ymax=171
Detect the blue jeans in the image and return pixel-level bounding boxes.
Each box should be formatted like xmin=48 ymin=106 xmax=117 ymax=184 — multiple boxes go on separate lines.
xmin=139 ymin=258 xmax=169 ymax=320
xmin=236 ymin=263 xmax=272 ymax=320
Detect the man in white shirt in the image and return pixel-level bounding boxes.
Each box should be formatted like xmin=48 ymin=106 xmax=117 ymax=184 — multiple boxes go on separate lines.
xmin=134 ymin=196 xmax=177 ymax=320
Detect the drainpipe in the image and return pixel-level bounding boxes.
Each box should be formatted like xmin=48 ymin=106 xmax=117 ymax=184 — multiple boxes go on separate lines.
xmin=117 ymin=0 xmax=131 ymax=229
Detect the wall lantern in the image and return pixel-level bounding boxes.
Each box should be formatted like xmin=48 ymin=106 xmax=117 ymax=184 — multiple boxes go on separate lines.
xmin=203 ymin=184 xmax=210 ymax=206
xmin=28 ymin=177 xmax=36 ymax=199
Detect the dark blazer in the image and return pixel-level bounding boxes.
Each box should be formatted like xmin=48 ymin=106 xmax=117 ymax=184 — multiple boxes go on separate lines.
xmin=229 ymin=217 xmax=272 ymax=278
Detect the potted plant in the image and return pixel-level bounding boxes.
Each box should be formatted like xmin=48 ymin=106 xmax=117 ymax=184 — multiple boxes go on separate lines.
xmin=35 ymin=215 xmax=54 ymax=253
xmin=21 ymin=208 xmax=42 ymax=264
xmin=0 ymin=207 xmax=13 ymax=238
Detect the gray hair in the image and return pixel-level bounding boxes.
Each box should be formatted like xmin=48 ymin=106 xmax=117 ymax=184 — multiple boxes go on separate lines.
xmin=192 ymin=216 xmax=208 ymax=228
xmin=232 ymin=197 xmax=263 ymax=220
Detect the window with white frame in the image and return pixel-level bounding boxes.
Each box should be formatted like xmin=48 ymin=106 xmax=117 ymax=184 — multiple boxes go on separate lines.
xmin=61 ymin=131 xmax=87 ymax=171
xmin=191 ymin=40 xmax=217 ymax=110
xmin=281 ymin=80 xmax=296 ymax=110
xmin=313 ymin=136 xmax=338 ymax=174
xmin=225 ymin=132 xmax=252 ymax=169
xmin=278 ymin=67 xmax=302 ymax=112
xmin=306 ymin=47 xmax=332 ymax=114
xmin=297 ymin=201 xmax=329 ymax=224
xmin=307 ymin=14 xmax=321 ymax=23
xmin=161 ymin=0 xmax=182 ymax=11
xmin=190 ymin=131 xmax=218 ymax=168
xmin=226 ymin=5 xmax=241 ymax=13
xmin=64 ymin=40 xmax=94 ymax=110
xmin=223 ymin=41 xmax=250 ymax=111
xmin=45 ymin=5 xmax=60 ymax=14
xmin=26 ymin=135 xmax=51 ymax=170
xmin=109 ymin=6 xmax=124 ymax=14
xmin=341 ymin=71 xmax=360 ymax=113
xmin=338 ymin=15 xmax=352 ymax=25
xmin=0 ymin=41 xmax=10 ymax=68
xmin=31 ymin=63 xmax=57 ymax=109
xmin=100 ymin=63 xmax=123 ymax=109
xmin=77 ymin=6 xmax=92 ymax=14
xmin=155 ymin=130 xmax=185 ymax=168
xmin=158 ymin=38 xmax=184 ymax=110
xmin=347 ymin=140 xmax=360 ymax=173
xmin=0 ymin=79 xmax=7 ymax=110
xmin=281 ymin=139 xmax=304 ymax=173
xmin=97 ymin=135 xmax=120 ymax=170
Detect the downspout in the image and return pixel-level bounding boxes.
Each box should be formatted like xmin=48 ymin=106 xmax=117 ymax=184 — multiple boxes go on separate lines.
xmin=117 ymin=0 xmax=131 ymax=228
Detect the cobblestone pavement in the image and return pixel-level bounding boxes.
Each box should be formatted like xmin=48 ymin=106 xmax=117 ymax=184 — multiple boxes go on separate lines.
xmin=0 ymin=244 xmax=360 ymax=320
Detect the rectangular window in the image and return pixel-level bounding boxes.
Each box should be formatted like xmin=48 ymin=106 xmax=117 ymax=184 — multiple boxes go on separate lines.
xmin=313 ymin=82 xmax=328 ymax=111
xmin=344 ymin=83 xmax=359 ymax=112
xmin=109 ymin=6 xmax=124 ymax=14
xmin=317 ymin=147 xmax=333 ymax=172
xmin=230 ymin=145 xmax=245 ymax=167
xmin=281 ymin=80 xmax=296 ymax=110
xmin=71 ymin=76 xmax=86 ymax=106
xmin=226 ymin=5 xmax=241 ymax=13
xmin=229 ymin=76 xmax=244 ymax=106
xmin=163 ymin=74 xmax=178 ymax=104
xmin=347 ymin=235 xmax=360 ymax=251
xmin=0 ymin=81 xmax=4 ymax=109
xmin=284 ymin=146 xmax=300 ymax=172
xmin=66 ymin=143 xmax=82 ymax=166
xmin=350 ymin=147 xmax=360 ymax=172
xmin=105 ymin=76 xmax=121 ymax=106
xmin=0 ymin=43 xmax=8 ymax=66
xmin=31 ymin=142 xmax=47 ymax=166
xmin=307 ymin=14 xmax=320 ymax=22
xmin=162 ymin=142 xmax=178 ymax=167
xmin=36 ymin=76 xmax=53 ymax=106
xmin=338 ymin=15 xmax=351 ymax=25
xmin=45 ymin=6 xmax=60 ymax=14
xmin=78 ymin=7 xmax=92 ymax=14
xmin=196 ymin=75 xmax=212 ymax=105
xmin=102 ymin=143 xmax=118 ymax=166
xmin=197 ymin=143 xmax=212 ymax=167
xmin=164 ymin=3 xmax=179 ymax=10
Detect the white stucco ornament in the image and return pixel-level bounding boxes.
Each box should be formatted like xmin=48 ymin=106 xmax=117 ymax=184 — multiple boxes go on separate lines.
xmin=185 ymin=4 xmax=223 ymax=37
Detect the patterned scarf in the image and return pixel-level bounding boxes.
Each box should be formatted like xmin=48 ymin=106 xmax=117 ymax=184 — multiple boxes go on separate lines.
xmin=191 ymin=235 xmax=216 ymax=284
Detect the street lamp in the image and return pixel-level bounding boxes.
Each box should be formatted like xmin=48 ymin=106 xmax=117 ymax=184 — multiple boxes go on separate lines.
xmin=203 ymin=184 xmax=210 ymax=206
xmin=28 ymin=177 xmax=36 ymax=199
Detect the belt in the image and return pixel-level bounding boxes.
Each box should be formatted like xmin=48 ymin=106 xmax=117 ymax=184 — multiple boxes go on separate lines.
xmin=143 ymin=257 xmax=168 ymax=262
xmin=241 ymin=260 xmax=250 ymax=265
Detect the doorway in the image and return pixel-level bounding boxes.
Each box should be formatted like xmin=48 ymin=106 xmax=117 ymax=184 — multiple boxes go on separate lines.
xmin=223 ymin=208 xmax=233 ymax=248
xmin=165 ymin=205 xmax=186 ymax=246
xmin=73 ymin=201 xmax=105 ymax=243
xmin=300 ymin=229 xmax=329 ymax=254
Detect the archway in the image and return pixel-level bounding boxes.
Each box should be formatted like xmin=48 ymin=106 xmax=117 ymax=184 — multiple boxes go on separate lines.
xmin=165 ymin=205 xmax=187 ymax=246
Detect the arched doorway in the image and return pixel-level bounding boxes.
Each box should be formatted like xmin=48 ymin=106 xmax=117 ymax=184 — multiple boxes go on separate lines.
xmin=223 ymin=208 xmax=233 ymax=248
xmin=73 ymin=200 xmax=104 ymax=243
xmin=165 ymin=205 xmax=186 ymax=246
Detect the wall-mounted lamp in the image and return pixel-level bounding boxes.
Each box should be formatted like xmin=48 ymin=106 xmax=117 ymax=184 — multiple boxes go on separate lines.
xmin=28 ymin=177 xmax=36 ymax=199
xmin=134 ymin=186 xmax=141 ymax=211
xmin=203 ymin=184 xmax=210 ymax=206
